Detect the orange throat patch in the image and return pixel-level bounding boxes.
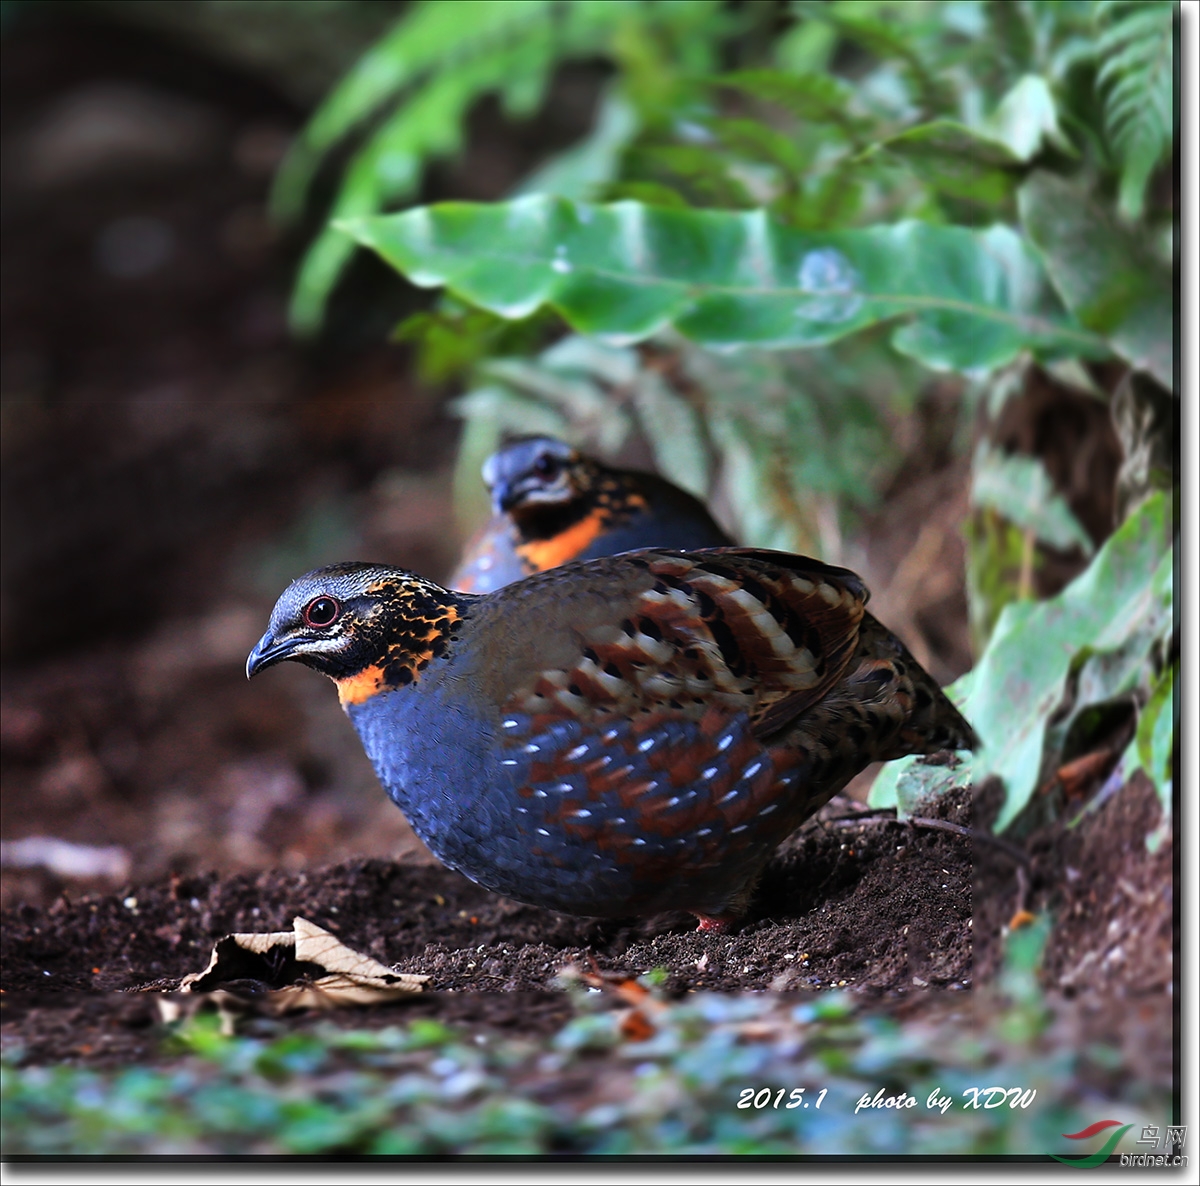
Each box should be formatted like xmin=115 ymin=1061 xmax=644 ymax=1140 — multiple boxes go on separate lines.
xmin=335 ymin=665 xmax=388 ymax=707
xmin=517 ymin=507 xmax=608 ymax=573
xmin=334 ymin=601 xmax=461 ymax=707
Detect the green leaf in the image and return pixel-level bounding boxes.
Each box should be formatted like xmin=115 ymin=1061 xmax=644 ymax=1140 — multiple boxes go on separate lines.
xmin=971 ymin=442 xmax=1093 ymax=555
xmin=341 ymin=196 xmax=1107 ymax=370
xmin=872 ymin=493 xmax=1173 ymax=831
xmin=982 ymin=75 xmax=1073 ymax=162
xmin=719 ymin=70 xmax=866 ymax=142
xmin=861 ymin=120 xmax=1021 ymax=205
xmin=274 ymin=0 xmax=725 ymax=330
xmin=1135 ymin=661 xmax=1175 ymax=814
xmin=1018 ymin=171 xmax=1173 ymax=390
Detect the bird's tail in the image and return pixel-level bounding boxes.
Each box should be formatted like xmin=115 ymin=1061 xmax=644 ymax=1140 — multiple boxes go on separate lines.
xmin=852 ymin=613 xmax=980 ymax=760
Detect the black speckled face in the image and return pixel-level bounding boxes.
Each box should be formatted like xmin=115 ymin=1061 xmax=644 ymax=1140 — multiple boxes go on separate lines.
xmin=246 ymin=563 xmax=469 ymax=706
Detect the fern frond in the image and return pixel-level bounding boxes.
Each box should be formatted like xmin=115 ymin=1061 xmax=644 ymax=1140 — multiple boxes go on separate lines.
xmin=290 ymin=47 xmax=539 ymax=332
xmin=272 ymin=1 xmax=558 ymax=223
xmin=1093 ymin=0 xmax=1174 ymax=219
xmin=276 ymin=0 xmax=729 ymax=332
xmin=816 ymin=9 xmax=957 ymax=116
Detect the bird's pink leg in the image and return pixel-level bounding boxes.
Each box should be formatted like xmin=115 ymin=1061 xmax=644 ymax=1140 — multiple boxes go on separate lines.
xmin=694 ymin=914 xmax=735 ymax=933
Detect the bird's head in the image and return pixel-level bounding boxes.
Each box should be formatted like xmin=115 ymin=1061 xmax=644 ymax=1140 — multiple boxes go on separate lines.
xmin=246 ymin=563 xmax=468 ymax=705
xmin=482 ymin=436 xmax=596 ymax=519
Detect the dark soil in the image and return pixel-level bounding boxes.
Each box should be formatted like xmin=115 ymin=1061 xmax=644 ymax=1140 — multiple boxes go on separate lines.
xmin=1 ymin=776 xmax=1174 ymax=1089
xmin=2 ymin=805 xmax=956 ymax=1071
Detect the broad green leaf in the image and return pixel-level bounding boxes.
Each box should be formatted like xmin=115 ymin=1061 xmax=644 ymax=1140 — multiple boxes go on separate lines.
xmin=1019 ymin=171 xmax=1173 ymax=390
xmin=974 ymin=506 xmax=1169 ymax=834
xmin=341 ymin=197 xmax=1107 ymax=370
xmin=275 ymin=0 xmax=725 ymax=330
xmin=872 ymin=493 xmax=1172 ymax=830
xmin=290 ymin=46 xmax=548 ymax=331
xmin=1040 ymin=577 xmax=1170 ymax=774
xmin=971 ymin=442 xmax=1093 ymax=556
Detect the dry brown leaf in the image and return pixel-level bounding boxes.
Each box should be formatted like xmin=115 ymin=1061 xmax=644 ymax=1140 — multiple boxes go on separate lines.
xmin=179 ymin=915 xmax=426 ymax=1012
xmin=1055 ymin=749 xmax=1119 ymax=801
xmin=617 ymin=1007 xmax=657 ymax=1042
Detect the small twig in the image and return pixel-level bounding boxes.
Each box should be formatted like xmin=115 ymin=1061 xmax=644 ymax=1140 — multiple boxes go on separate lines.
xmin=1018 ymin=526 xmax=1036 ymax=601
xmin=1014 ymin=865 xmax=1030 ymax=915
xmin=822 ymin=806 xmax=896 ymax=824
xmin=824 ymin=810 xmax=1031 ymax=866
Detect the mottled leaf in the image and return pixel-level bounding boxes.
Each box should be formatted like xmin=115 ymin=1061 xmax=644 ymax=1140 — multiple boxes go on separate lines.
xmin=1019 ymin=171 xmax=1173 ymax=390
xmin=971 ymin=442 xmax=1093 ymax=555
xmin=872 ymin=493 xmax=1173 ymax=830
xmin=1136 ymin=661 xmax=1175 ymax=813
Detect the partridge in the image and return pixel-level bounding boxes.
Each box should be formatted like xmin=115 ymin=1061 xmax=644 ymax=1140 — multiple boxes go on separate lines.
xmin=451 ymin=436 xmax=732 ymax=593
xmin=248 ymin=548 xmax=978 ymax=929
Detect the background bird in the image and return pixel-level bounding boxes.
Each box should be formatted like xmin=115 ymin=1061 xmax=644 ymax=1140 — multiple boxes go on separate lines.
xmin=452 ymin=433 xmax=967 ymax=751
xmin=248 ymin=548 xmax=978 ymax=930
xmin=451 ymin=435 xmax=733 ymax=594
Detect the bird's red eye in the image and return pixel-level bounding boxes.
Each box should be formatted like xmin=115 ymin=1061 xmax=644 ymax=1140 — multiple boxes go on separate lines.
xmin=303 ymin=596 xmax=340 ymax=628
xmin=533 ymin=454 xmax=560 ymax=479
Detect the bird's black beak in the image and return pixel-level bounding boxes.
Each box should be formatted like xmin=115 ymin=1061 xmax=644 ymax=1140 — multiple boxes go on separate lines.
xmin=246 ymin=630 xmax=300 ymax=679
xmin=492 ymin=476 xmax=526 ymax=514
